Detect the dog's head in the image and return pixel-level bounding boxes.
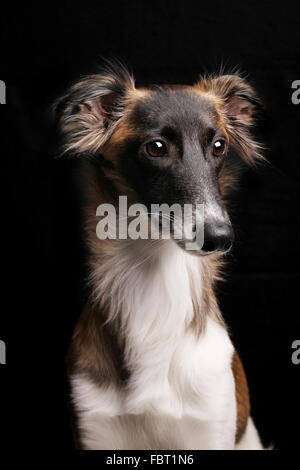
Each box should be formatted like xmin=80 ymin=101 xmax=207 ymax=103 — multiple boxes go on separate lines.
xmin=55 ymin=61 xmax=263 ymax=255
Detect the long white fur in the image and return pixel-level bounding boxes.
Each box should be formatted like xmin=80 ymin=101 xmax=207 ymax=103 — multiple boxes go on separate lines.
xmin=71 ymin=239 xmax=262 ymax=450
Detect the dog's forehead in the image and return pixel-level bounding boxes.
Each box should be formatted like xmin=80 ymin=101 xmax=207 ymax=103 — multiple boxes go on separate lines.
xmin=131 ymin=87 xmax=219 ymax=132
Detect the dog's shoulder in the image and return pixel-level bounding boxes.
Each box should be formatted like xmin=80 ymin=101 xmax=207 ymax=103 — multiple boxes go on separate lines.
xmin=231 ymin=349 xmax=250 ymax=443
xmin=67 ymin=299 xmax=127 ymax=384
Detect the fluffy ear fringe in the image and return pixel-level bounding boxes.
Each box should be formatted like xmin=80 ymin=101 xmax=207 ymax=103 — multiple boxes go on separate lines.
xmin=53 ymin=60 xmax=135 ymax=155
xmin=196 ymin=74 xmax=265 ymax=166
xmin=54 ymin=66 xmax=265 ymax=164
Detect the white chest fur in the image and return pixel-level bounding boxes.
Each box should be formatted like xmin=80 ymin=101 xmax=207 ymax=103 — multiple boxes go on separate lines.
xmin=72 ymin=318 xmax=236 ymax=449
xmin=71 ymin=241 xmax=236 ymax=449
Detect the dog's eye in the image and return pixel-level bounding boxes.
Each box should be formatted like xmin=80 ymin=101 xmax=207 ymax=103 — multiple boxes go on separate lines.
xmin=145 ymin=140 xmax=167 ymax=157
xmin=212 ymin=139 xmax=226 ymax=157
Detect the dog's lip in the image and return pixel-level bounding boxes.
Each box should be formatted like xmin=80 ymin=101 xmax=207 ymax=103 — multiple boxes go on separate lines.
xmin=174 ymin=238 xmax=229 ymax=257
xmin=187 ymin=250 xmax=215 ymax=257
xmin=173 ymin=239 xmax=206 ymax=255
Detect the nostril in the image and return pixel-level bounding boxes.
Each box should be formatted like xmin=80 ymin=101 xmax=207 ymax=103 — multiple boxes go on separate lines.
xmin=202 ymin=240 xmax=216 ymax=252
xmin=202 ymin=223 xmax=234 ymax=253
xmin=224 ymin=240 xmax=232 ymax=251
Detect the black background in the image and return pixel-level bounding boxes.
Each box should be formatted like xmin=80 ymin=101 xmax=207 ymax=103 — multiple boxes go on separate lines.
xmin=1 ymin=0 xmax=300 ymax=452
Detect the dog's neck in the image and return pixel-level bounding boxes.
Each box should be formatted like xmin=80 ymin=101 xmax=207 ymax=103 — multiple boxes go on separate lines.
xmin=73 ymin=162 xmax=225 ymax=390
xmin=86 ymin=234 xmax=225 ymax=414
xmin=83 ymin=162 xmax=223 ymax=331
xmin=92 ymin=237 xmax=201 ymax=331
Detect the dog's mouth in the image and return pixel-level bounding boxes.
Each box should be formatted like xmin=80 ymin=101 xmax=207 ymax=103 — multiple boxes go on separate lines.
xmin=147 ymin=214 xmax=207 ymax=254
xmin=173 ymin=237 xmax=233 ymax=257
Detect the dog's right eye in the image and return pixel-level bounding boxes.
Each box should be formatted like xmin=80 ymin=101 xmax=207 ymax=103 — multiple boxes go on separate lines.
xmin=212 ymin=139 xmax=227 ymax=157
xmin=145 ymin=140 xmax=167 ymax=157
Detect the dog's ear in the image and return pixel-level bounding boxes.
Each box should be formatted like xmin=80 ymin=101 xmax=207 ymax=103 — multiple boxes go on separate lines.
xmin=196 ymin=74 xmax=264 ymax=164
xmin=54 ymin=61 xmax=136 ymax=155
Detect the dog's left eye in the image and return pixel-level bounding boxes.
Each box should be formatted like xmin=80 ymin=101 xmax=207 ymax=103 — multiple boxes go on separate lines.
xmin=145 ymin=140 xmax=167 ymax=157
xmin=212 ymin=139 xmax=226 ymax=157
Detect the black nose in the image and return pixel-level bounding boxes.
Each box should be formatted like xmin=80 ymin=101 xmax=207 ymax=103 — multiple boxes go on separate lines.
xmin=202 ymin=223 xmax=234 ymax=253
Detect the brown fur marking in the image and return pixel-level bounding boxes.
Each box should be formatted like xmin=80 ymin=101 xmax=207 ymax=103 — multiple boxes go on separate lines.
xmin=67 ymin=300 xmax=127 ymax=384
xmin=232 ymin=350 xmax=250 ymax=443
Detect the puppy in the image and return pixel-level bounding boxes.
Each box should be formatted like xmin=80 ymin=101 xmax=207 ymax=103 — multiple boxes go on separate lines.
xmin=55 ymin=61 xmax=264 ymax=450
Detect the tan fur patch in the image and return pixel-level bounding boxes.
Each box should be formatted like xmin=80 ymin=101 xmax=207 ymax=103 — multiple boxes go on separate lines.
xmin=232 ymin=350 xmax=250 ymax=443
xmin=67 ymin=299 xmax=127 ymax=384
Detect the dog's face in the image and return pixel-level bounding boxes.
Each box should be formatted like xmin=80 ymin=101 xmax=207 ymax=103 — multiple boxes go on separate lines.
xmin=56 ymin=62 xmax=262 ymax=254
xmin=114 ymin=87 xmax=233 ymax=253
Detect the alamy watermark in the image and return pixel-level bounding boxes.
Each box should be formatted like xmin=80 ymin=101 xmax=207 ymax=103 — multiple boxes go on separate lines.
xmin=291 ymin=340 xmax=300 ymax=365
xmin=0 ymin=340 xmax=6 ymax=365
xmin=95 ymin=196 xmax=204 ymax=250
xmin=0 ymin=80 xmax=6 ymax=104
xmin=291 ymin=80 xmax=300 ymax=105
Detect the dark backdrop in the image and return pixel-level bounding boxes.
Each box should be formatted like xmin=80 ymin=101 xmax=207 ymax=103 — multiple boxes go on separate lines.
xmin=1 ymin=0 xmax=300 ymax=451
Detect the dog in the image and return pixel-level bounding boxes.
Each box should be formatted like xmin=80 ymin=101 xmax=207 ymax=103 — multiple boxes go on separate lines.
xmin=55 ymin=61 xmax=264 ymax=450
